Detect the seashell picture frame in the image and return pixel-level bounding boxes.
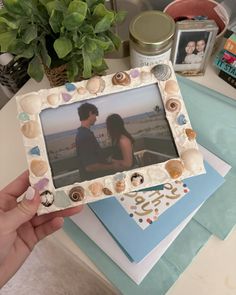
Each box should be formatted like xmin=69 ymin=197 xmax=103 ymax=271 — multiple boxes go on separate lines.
xmin=16 ymin=62 xmax=205 ymax=215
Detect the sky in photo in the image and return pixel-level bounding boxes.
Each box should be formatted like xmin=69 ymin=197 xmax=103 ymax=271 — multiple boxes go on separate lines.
xmin=40 ymin=84 xmax=163 ymax=135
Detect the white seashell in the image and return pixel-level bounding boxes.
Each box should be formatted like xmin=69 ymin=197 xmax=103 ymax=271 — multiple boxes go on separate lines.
xmin=181 ymin=149 xmax=204 ymax=172
xmin=30 ymin=159 xmax=48 ymax=177
xmin=47 ymin=94 xmax=60 ymax=106
xmin=77 ymin=86 xmax=87 ymax=95
xmin=140 ymin=71 xmax=152 ymax=83
xmin=20 ymin=93 xmax=42 ymax=114
xmin=21 ymin=120 xmax=40 ymax=138
xmin=164 ymin=80 xmax=179 ymax=95
xmin=86 ymin=76 xmax=105 ymax=94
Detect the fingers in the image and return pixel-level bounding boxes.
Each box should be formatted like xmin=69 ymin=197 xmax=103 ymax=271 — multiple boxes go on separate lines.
xmin=31 ymin=205 xmax=84 ymax=227
xmin=34 ymin=217 xmax=64 ymax=241
xmin=3 ymin=187 xmax=40 ymax=234
xmin=1 ymin=170 xmax=30 ymax=198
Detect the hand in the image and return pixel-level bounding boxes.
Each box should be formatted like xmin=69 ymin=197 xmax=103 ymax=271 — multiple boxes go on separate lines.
xmin=0 ymin=171 xmax=83 ymax=287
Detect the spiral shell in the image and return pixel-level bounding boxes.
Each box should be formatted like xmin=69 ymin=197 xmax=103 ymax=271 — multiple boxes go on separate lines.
xmin=165 ymin=98 xmax=181 ymax=113
xmin=115 ymin=180 xmax=126 ymax=193
xmin=164 ymin=80 xmax=179 ymax=95
xmin=20 ymin=93 xmax=42 ymax=114
xmin=151 ymin=64 xmax=172 ymax=81
xmin=88 ymin=182 xmax=103 ymax=197
xmin=181 ymin=149 xmax=203 ymax=172
xmin=185 ymin=128 xmax=197 ymax=141
xmin=69 ymin=186 xmax=85 ymax=202
xmin=47 ymin=94 xmax=60 ymax=106
xmin=112 ymin=71 xmax=131 ymax=86
xmin=30 ymin=159 xmax=48 ymax=177
xmin=165 ymin=160 xmax=184 ymax=179
xmin=21 ymin=120 xmax=40 ymax=138
xmin=86 ymin=76 xmax=105 ymax=94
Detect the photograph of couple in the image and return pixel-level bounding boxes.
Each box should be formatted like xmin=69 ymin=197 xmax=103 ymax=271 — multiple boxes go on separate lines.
xmin=175 ymin=31 xmax=210 ymax=68
xmin=40 ymin=84 xmax=178 ymax=187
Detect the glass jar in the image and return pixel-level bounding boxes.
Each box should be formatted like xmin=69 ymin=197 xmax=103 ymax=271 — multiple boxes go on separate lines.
xmin=129 ymin=11 xmax=175 ymax=68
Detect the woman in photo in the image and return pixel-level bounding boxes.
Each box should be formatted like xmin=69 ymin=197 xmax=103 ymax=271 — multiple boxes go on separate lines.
xmin=182 ymin=40 xmax=198 ymax=64
xmin=106 ymin=114 xmax=136 ymax=171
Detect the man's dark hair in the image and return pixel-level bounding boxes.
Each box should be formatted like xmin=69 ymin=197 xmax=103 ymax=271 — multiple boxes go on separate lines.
xmin=78 ymin=103 xmax=98 ymax=121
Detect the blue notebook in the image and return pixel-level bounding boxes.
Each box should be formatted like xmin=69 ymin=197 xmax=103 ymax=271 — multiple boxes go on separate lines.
xmin=89 ymin=161 xmax=224 ymax=262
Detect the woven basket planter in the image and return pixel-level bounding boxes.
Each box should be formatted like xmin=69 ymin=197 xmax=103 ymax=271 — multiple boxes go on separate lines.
xmin=44 ymin=63 xmax=69 ymax=87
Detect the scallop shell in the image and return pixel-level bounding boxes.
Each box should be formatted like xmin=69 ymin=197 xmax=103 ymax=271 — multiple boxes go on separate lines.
xmin=86 ymin=76 xmax=105 ymax=94
xmin=185 ymin=128 xmax=197 ymax=141
xmin=181 ymin=149 xmax=203 ymax=172
xmin=47 ymin=94 xmax=60 ymax=106
xmin=21 ymin=120 xmax=40 ymax=138
xmin=40 ymin=190 xmax=54 ymax=207
xmin=88 ymin=182 xmax=103 ymax=197
xmin=151 ymin=64 xmax=172 ymax=81
xmin=69 ymin=186 xmax=85 ymax=202
xmin=115 ymin=180 xmax=126 ymax=193
xmin=20 ymin=93 xmax=42 ymax=114
xmin=131 ymin=173 xmax=144 ymax=187
xmin=165 ymin=160 xmax=184 ymax=179
xmin=112 ymin=72 xmax=131 ymax=86
xmin=140 ymin=71 xmax=152 ymax=83
xmin=30 ymin=159 xmax=48 ymax=177
xmin=164 ymin=80 xmax=179 ymax=95
xmin=165 ymin=98 xmax=181 ymax=113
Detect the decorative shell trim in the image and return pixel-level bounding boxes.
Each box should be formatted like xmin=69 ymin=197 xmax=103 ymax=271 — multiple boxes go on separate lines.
xmin=15 ymin=62 xmax=205 ymax=215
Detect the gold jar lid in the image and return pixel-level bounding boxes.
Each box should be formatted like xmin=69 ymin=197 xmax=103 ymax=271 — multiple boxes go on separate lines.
xmin=129 ymin=11 xmax=175 ymax=53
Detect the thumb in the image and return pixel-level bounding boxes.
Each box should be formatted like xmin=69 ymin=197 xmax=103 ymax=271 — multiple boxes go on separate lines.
xmin=5 ymin=187 xmax=41 ymax=233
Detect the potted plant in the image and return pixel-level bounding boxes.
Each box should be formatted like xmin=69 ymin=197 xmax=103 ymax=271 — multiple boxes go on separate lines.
xmin=0 ymin=0 xmax=126 ymax=85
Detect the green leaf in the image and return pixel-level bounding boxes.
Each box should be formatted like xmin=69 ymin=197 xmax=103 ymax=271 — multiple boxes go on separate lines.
xmin=0 ymin=16 xmax=18 ymax=29
xmin=22 ymin=25 xmax=37 ymax=44
xmin=94 ymin=14 xmax=114 ymax=33
xmin=63 ymin=12 xmax=85 ymax=30
xmin=93 ymin=3 xmax=113 ymax=19
xmin=93 ymin=59 xmax=108 ymax=74
xmin=15 ymin=46 xmax=34 ymax=59
xmin=67 ymin=59 xmax=79 ymax=81
xmin=54 ymin=37 xmax=72 ymax=58
xmin=68 ymin=0 xmax=87 ymax=15
xmin=106 ymin=30 xmax=121 ymax=50
xmin=27 ymin=56 xmax=44 ymax=82
xmin=3 ymin=0 xmax=25 ymax=15
xmin=49 ymin=9 xmax=62 ymax=33
xmin=91 ymin=37 xmax=110 ymax=50
xmin=82 ymin=48 xmax=91 ymax=78
xmin=40 ymin=39 xmax=51 ymax=67
xmin=115 ymin=11 xmax=127 ymax=23
xmin=0 ymin=30 xmax=17 ymax=51
xmin=84 ymin=38 xmax=97 ymax=53
xmin=46 ymin=0 xmax=65 ymax=15
xmin=88 ymin=46 xmax=103 ymax=67
xmin=86 ymin=0 xmax=103 ymax=9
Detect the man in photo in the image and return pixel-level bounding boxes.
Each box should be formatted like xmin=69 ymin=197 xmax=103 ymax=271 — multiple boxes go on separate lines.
xmin=76 ymin=103 xmax=118 ymax=181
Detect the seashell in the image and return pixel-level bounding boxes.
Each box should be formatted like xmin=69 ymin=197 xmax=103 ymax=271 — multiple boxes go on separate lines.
xmin=86 ymin=76 xmax=105 ymax=94
xmin=102 ymin=187 xmax=113 ymax=195
xmin=130 ymin=69 xmax=140 ymax=78
xmin=34 ymin=178 xmax=49 ymax=191
xmin=164 ymin=80 xmax=179 ymax=95
xmin=77 ymin=86 xmax=87 ymax=95
xmin=65 ymin=83 xmax=76 ymax=92
xmin=165 ymin=98 xmax=181 ymax=113
xmin=140 ymin=71 xmax=152 ymax=83
xmin=131 ymin=173 xmax=144 ymax=187
xmin=177 ymin=114 xmax=187 ymax=125
xmin=181 ymin=149 xmax=204 ymax=172
xmin=20 ymin=93 xmax=42 ymax=114
xmin=185 ymin=128 xmax=197 ymax=141
xmin=54 ymin=191 xmax=71 ymax=207
xmin=115 ymin=180 xmax=126 ymax=193
xmin=40 ymin=190 xmax=54 ymax=207
xmin=151 ymin=64 xmax=172 ymax=81
xmin=88 ymin=182 xmax=103 ymax=197
xmin=47 ymin=94 xmax=60 ymax=106
xmin=18 ymin=112 xmax=30 ymax=121
xmin=69 ymin=186 xmax=85 ymax=202
xmin=21 ymin=120 xmax=40 ymax=138
xmin=30 ymin=159 xmax=48 ymax=177
xmin=165 ymin=160 xmax=184 ymax=179
xmin=114 ymin=172 xmax=126 ymax=182
xmin=29 ymin=146 xmax=40 ymax=156
xmin=62 ymin=92 xmax=72 ymax=102
xmin=112 ymin=71 xmax=131 ymax=86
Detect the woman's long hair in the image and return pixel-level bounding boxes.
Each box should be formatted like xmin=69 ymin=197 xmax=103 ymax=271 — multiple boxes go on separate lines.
xmin=106 ymin=114 xmax=134 ymax=145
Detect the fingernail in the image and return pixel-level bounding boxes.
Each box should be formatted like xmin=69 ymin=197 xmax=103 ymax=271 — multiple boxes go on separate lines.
xmin=25 ymin=186 xmax=35 ymax=200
